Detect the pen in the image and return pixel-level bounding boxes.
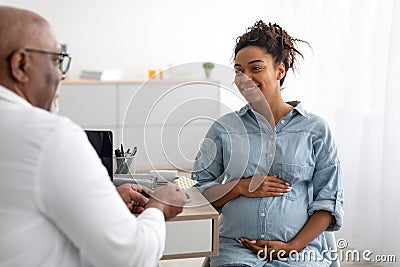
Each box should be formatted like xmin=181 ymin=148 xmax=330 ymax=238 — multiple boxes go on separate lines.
xmin=132 ymin=146 xmax=137 ymax=157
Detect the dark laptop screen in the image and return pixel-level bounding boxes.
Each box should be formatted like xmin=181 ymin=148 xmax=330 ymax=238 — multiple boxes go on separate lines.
xmin=85 ymin=130 xmax=113 ymax=181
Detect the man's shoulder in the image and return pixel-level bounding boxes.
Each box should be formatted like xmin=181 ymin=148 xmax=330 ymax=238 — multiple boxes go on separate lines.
xmin=22 ymin=106 xmax=82 ymax=137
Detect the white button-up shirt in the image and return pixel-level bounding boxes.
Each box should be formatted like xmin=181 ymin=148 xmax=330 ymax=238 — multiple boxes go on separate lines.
xmin=0 ymin=85 xmax=165 ymax=267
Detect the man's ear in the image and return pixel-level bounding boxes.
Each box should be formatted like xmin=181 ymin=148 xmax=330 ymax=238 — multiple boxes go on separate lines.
xmin=276 ymin=63 xmax=286 ymax=81
xmin=9 ymin=49 xmax=30 ymax=84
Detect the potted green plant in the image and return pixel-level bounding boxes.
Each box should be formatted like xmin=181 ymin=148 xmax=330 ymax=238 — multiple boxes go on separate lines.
xmin=202 ymin=61 xmax=215 ymax=79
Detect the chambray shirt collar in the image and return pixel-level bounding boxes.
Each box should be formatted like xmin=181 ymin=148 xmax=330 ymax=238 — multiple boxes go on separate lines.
xmin=237 ymin=104 xmax=252 ymax=116
xmin=238 ymin=101 xmax=310 ymax=119
xmin=289 ymin=101 xmax=310 ymax=119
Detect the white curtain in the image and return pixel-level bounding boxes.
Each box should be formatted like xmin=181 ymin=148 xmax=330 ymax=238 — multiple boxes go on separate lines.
xmin=281 ymin=0 xmax=400 ymax=262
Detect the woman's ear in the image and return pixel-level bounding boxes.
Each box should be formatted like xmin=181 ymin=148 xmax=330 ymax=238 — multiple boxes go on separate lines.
xmin=276 ymin=63 xmax=286 ymax=80
xmin=9 ymin=49 xmax=30 ymax=83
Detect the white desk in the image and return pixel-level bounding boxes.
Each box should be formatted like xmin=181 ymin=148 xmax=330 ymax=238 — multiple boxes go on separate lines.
xmin=162 ymin=187 xmax=219 ymax=260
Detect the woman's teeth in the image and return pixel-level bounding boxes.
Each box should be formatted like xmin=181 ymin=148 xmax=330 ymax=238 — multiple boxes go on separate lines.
xmin=243 ymin=86 xmax=259 ymax=91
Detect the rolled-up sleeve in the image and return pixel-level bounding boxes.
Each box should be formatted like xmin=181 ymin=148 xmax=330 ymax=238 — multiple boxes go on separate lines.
xmin=308 ymin=127 xmax=344 ymax=231
xmin=309 ymin=162 xmax=344 ymax=231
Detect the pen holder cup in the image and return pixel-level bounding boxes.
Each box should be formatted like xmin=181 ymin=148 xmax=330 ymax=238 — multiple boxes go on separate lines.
xmin=113 ymin=155 xmax=136 ymax=175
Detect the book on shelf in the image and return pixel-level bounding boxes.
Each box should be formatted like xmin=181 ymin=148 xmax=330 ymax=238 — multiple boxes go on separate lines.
xmin=80 ymin=69 xmax=123 ymax=81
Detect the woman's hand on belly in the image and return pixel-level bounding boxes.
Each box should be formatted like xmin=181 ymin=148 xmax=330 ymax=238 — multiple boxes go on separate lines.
xmin=238 ymin=175 xmax=291 ymax=198
xmin=203 ymin=175 xmax=291 ymax=209
xmin=239 ymin=238 xmax=296 ymax=260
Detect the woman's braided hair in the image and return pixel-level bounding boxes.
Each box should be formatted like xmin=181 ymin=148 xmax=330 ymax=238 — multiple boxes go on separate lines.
xmin=234 ymin=20 xmax=308 ymax=86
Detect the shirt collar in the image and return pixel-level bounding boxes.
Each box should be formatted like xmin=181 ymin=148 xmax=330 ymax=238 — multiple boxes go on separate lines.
xmin=237 ymin=104 xmax=252 ymax=116
xmin=237 ymin=101 xmax=310 ymax=119
xmin=0 ymin=85 xmax=32 ymax=108
xmin=288 ymin=101 xmax=309 ymax=119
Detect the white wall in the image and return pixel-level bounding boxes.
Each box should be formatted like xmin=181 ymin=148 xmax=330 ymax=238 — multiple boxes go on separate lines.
xmin=1 ymin=0 xmax=316 ymax=86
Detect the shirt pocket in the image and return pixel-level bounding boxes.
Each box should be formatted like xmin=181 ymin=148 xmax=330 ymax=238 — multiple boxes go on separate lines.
xmin=280 ymin=163 xmax=314 ymax=201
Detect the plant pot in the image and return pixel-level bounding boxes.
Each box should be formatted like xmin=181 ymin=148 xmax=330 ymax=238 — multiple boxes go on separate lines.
xmin=204 ymin=68 xmax=213 ymax=79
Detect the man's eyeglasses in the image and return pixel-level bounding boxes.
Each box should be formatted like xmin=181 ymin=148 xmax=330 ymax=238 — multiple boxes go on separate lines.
xmin=25 ymin=48 xmax=72 ymax=75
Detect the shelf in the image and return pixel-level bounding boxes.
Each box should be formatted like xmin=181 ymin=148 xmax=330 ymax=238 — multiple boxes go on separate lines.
xmin=62 ymin=79 xmax=219 ymax=85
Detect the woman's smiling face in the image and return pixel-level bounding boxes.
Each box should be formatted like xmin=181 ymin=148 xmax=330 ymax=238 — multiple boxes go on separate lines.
xmin=234 ymin=45 xmax=285 ymax=100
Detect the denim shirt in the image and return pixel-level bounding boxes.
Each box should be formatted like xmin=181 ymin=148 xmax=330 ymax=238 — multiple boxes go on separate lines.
xmin=191 ymin=102 xmax=344 ymax=267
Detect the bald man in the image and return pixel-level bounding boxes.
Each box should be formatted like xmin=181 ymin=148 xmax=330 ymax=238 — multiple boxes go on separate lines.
xmin=0 ymin=6 xmax=186 ymax=267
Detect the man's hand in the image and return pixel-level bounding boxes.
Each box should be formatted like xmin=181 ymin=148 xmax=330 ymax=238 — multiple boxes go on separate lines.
xmin=239 ymin=238 xmax=297 ymax=260
xmin=145 ymin=183 xmax=186 ymax=220
xmin=239 ymin=175 xmax=291 ymax=198
xmin=116 ymin=183 xmax=149 ymax=214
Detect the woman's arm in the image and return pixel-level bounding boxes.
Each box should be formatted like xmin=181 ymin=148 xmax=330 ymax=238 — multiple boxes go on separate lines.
xmin=288 ymin=210 xmax=333 ymax=251
xmin=203 ymin=175 xmax=291 ymax=209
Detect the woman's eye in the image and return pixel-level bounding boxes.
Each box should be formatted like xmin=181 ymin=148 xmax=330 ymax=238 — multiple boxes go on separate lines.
xmin=234 ymin=69 xmax=242 ymax=74
xmin=252 ymin=66 xmax=262 ymax=72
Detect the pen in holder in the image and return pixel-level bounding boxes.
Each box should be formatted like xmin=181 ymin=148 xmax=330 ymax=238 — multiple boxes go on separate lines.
xmin=114 ymin=155 xmax=136 ymax=175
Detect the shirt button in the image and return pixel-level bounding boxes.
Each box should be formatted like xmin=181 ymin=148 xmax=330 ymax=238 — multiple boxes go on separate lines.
xmin=260 ymin=212 xmax=266 ymax=217
xmin=281 ymin=120 xmax=285 ymax=124
xmin=192 ymin=174 xmax=197 ymax=178
xmin=269 ymin=135 xmax=274 ymax=139
xmin=338 ymin=192 xmax=342 ymax=197
xmin=268 ymin=154 xmax=273 ymax=158
xmin=260 ymin=234 xmax=265 ymax=238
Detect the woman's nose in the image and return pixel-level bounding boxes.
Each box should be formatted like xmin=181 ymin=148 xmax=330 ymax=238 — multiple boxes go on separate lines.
xmin=237 ymin=71 xmax=252 ymax=82
xmin=243 ymin=70 xmax=253 ymax=81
